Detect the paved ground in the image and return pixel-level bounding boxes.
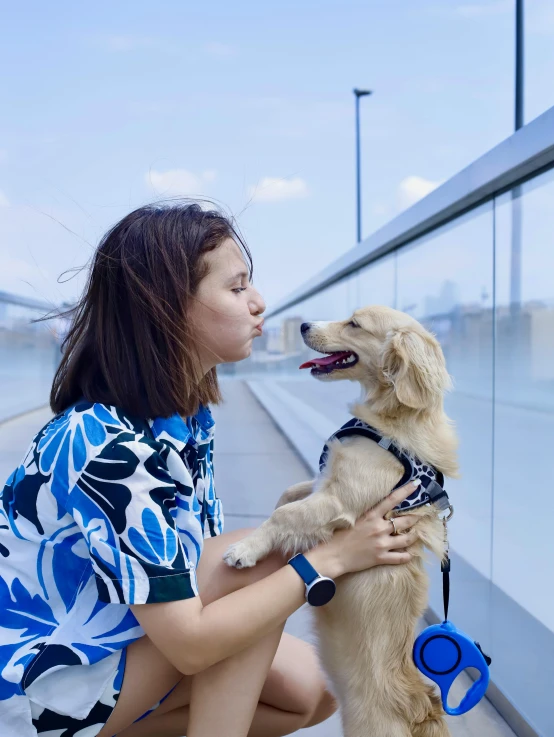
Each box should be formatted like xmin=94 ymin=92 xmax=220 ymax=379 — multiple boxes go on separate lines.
xmin=0 ymin=390 xmax=516 ymax=736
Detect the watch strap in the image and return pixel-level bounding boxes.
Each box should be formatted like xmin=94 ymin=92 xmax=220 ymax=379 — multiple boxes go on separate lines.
xmin=287 ymin=553 xmax=319 ymax=586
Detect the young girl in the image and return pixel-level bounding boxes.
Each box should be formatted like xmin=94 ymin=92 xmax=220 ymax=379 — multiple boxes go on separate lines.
xmin=0 ymin=202 xmax=420 ymax=737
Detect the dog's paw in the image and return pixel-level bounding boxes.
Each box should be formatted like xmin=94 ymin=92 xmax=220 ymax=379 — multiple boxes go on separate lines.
xmin=223 ymin=540 xmax=260 ymax=569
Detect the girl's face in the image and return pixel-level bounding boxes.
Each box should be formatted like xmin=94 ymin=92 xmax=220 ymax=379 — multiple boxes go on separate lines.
xmin=188 ymin=238 xmax=266 ymax=374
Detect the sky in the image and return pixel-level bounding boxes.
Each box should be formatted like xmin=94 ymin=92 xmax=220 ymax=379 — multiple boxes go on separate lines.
xmin=1 ymin=0 xmax=554 ymax=311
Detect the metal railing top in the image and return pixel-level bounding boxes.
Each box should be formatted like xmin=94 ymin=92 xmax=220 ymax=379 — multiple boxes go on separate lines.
xmin=267 ymin=104 xmax=554 ymax=319
xmin=0 ymin=290 xmax=57 ymax=312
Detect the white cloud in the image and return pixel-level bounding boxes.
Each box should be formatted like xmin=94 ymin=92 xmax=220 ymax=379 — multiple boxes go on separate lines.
xmin=248 ymin=177 xmax=309 ymax=203
xmin=454 ymin=1 xmax=510 ymax=18
xmin=527 ymin=3 xmax=554 ymax=35
xmin=397 ymin=176 xmax=442 ymax=210
xmin=0 ymin=190 xmax=10 ymax=207
xmin=95 ymin=35 xmax=182 ymax=54
xmin=145 ymin=169 xmax=217 ymax=196
xmin=246 ymin=96 xmax=286 ymax=110
xmin=454 ymin=0 xmax=554 ymax=29
xmin=102 ymin=35 xmax=158 ymax=52
xmin=371 ymin=202 xmax=391 ymax=217
xmin=204 ymin=42 xmax=237 ymax=57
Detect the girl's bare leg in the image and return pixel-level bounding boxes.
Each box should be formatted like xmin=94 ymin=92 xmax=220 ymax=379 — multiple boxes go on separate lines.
xmin=114 ymin=633 xmax=336 ymax=737
xmin=187 ymin=623 xmax=286 ymax=737
xmin=99 ymin=528 xmax=337 ymax=737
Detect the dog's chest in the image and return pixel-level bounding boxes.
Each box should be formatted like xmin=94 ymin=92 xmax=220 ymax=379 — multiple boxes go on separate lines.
xmin=318 ymin=418 xmax=445 ymax=512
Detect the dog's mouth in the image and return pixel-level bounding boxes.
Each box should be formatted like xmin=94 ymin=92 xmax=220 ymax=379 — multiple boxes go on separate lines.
xmin=299 ymin=351 xmax=359 ymax=375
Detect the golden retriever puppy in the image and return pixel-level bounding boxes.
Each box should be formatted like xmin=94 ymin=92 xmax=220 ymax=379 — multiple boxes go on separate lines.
xmin=224 ymin=305 xmax=459 ymax=737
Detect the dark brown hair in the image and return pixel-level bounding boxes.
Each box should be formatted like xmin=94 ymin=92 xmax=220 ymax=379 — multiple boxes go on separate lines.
xmin=49 ymin=201 xmax=252 ymax=419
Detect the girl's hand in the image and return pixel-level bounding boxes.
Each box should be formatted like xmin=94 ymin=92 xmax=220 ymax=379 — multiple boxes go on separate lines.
xmin=309 ymin=481 xmax=421 ymax=578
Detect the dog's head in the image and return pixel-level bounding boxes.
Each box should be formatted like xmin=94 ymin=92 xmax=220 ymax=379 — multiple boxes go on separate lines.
xmin=299 ymin=305 xmax=452 ymax=411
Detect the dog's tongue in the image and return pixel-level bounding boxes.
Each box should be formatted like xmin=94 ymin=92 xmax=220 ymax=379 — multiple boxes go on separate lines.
xmin=299 ymin=352 xmax=352 ymax=369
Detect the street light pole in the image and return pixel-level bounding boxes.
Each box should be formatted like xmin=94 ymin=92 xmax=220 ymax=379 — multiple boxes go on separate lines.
xmin=515 ymin=0 xmax=524 ymax=132
xmin=510 ymin=0 xmax=524 ymax=313
xmin=353 ymin=88 xmax=372 ymax=243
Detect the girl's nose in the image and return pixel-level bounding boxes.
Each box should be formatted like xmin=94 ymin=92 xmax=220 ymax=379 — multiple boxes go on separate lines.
xmin=250 ymin=289 xmax=266 ymax=316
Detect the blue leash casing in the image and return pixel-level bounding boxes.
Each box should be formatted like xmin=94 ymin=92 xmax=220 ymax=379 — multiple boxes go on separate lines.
xmin=413 ymin=620 xmax=491 ymax=716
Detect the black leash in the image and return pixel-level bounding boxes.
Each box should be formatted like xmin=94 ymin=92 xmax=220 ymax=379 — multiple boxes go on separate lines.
xmin=440 ymin=516 xmax=451 ymax=622
xmin=441 ymin=553 xmax=451 ymax=622
xmin=440 ymin=515 xmax=491 ymax=665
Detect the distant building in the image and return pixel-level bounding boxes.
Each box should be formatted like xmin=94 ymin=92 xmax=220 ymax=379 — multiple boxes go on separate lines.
xmin=282 ymin=316 xmax=304 ymax=355
xmin=530 ymin=306 xmax=554 ymax=381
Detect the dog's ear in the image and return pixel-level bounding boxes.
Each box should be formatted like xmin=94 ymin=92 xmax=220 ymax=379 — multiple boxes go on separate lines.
xmin=381 ymin=326 xmax=451 ymax=409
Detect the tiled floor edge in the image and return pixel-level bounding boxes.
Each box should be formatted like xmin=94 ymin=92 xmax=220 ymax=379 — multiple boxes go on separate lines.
xmin=0 ymin=403 xmax=50 ymax=427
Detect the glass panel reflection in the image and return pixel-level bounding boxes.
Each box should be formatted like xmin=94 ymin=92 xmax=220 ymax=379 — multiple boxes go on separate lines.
xmin=396 ymin=205 xmax=495 ymax=580
xmin=494 ymin=171 xmax=554 ymax=632
xmin=0 ymin=297 xmax=60 ymax=422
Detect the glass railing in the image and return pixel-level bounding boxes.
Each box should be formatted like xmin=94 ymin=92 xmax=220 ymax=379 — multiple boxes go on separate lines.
xmin=229 ymin=108 xmax=554 ymax=737
xmin=0 ymin=292 xmax=62 ymax=423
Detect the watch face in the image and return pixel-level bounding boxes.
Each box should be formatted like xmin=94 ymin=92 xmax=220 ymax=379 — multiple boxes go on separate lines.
xmin=307 ymin=578 xmax=336 ymax=607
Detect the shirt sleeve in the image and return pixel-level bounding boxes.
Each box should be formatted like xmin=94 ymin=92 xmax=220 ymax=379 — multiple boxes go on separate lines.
xmin=67 ymin=434 xmax=199 ymax=605
xmin=204 ymin=439 xmax=225 ymax=538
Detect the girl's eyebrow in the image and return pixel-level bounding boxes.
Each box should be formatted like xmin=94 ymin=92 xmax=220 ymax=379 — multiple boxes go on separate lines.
xmin=226 ymin=270 xmax=249 ymax=285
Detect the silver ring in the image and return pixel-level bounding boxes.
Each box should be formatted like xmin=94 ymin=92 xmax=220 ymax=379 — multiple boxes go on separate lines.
xmin=390 ymin=517 xmax=398 ymax=536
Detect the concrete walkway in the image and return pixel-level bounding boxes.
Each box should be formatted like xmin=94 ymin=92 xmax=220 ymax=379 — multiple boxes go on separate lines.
xmin=0 ymin=391 xmax=516 ymax=737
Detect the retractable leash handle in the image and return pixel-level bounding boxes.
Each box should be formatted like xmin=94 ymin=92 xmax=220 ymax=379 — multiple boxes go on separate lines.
xmin=413 ymin=508 xmax=492 ymax=716
xmin=413 ymin=620 xmax=491 ymax=715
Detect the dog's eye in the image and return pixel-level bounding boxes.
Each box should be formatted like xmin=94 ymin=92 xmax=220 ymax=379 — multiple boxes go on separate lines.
xmin=348 ymin=321 xmax=360 ymax=328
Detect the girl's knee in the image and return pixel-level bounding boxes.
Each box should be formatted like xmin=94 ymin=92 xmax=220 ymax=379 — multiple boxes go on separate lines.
xmin=280 ymin=671 xmax=336 ymax=727
xmin=304 ymin=688 xmax=338 ymax=727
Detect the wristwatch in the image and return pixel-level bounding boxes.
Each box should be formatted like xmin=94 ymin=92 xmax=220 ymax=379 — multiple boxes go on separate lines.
xmin=287 ymin=553 xmax=336 ymax=606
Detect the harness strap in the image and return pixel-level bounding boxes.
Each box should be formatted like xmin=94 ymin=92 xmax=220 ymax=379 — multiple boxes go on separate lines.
xmin=319 ymin=419 xmax=449 ymax=512
xmin=425 ymin=479 xmax=451 ymax=513
xmin=321 ymin=422 xmax=413 ymax=489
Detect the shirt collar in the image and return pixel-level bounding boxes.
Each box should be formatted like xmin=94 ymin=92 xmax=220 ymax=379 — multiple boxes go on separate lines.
xmin=147 ymin=405 xmax=214 ymax=453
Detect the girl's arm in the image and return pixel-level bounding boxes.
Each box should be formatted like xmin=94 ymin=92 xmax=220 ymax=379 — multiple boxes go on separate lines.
xmin=131 ymin=482 xmax=419 ymax=675
xmin=130 ymin=543 xmax=341 ymax=675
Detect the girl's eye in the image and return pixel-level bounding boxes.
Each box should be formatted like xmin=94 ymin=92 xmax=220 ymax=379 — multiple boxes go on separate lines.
xmin=232 ymin=287 xmax=247 ymax=294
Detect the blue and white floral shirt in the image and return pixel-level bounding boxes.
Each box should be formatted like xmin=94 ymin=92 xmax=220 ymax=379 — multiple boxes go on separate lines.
xmin=0 ymin=399 xmax=223 ymax=736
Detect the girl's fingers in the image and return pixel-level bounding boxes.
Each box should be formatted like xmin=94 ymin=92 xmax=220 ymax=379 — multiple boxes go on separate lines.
xmin=388 ymin=529 xmax=418 ymax=549
xmin=388 ymin=514 xmax=419 ymax=533
xmin=381 ymin=551 xmax=412 ymax=565
xmin=374 ymin=481 xmax=421 ymax=517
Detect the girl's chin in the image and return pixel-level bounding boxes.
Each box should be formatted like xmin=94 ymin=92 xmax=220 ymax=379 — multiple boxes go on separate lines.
xmin=216 ymin=344 xmax=252 ymax=365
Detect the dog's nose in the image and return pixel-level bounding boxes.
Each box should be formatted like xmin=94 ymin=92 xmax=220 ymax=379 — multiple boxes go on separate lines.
xmin=300 ymin=323 xmax=311 ymax=334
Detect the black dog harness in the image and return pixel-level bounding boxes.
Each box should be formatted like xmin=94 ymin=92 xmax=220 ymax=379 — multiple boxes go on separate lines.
xmin=319 ymin=418 xmax=461 ymax=635
xmin=318 ymin=417 xmax=452 ymax=514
